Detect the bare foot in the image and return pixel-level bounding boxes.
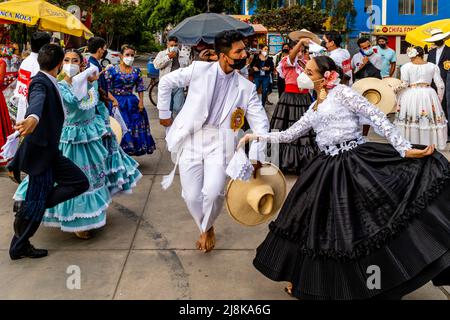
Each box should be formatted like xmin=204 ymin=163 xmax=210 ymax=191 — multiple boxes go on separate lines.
xmin=75 ymin=231 xmax=91 ymax=240
xmin=285 ymin=282 xmax=293 ymax=296
xmin=203 ymin=226 xmax=215 ymax=253
xmin=196 ymin=227 xmax=216 ymax=253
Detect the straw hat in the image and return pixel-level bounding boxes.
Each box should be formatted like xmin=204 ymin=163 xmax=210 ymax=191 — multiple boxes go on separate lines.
xmin=225 ymin=163 xmax=287 ymax=226
xmin=352 ymin=78 xmax=397 ymax=114
xmin=424 ymin=28 xmax=450 ymax=43
xmin=288 ymin=29 xmax=322 ymax=45
xmin=109 ymin=116 xmax=123 ymax=144
xmin=381 ymin=77 xmax=402 ymax=113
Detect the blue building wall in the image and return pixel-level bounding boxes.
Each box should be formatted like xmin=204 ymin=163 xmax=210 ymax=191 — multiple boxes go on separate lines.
xmin=353 ymin=0 xmax=450 ymax=36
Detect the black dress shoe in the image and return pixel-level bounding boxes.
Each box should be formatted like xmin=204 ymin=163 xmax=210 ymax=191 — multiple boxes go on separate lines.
xmin=10 ymin=245 xmax=48 ymax=260
xmin=13 ymin=200 xmax=23 ymax=213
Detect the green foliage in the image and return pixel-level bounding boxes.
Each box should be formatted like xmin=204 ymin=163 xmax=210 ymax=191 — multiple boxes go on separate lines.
xmin=251 ymin=5 xmax=327 ymax=41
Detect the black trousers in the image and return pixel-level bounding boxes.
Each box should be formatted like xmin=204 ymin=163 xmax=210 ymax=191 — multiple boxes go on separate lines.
xmin=446 ymin=76 xmax=450 ymax=139
xmin=9 ymin=154 xmax=89 ymax=257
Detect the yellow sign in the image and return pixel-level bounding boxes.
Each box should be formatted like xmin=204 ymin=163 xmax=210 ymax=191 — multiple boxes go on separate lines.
xmin=374 ymin=25 xmax=418 ymax=36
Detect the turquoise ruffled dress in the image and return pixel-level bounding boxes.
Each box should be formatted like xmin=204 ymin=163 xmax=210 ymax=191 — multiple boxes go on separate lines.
xmin=14 ymin=81 xmax=111 ymax=232
xmin=96 ymin=92 xmax=142 ymax=195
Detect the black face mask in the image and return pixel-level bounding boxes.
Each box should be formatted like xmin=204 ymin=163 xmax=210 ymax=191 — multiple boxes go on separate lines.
xmin=101 ymin=49 xmax=108 ymax=59
xmin=378 ymin=43 xmax=387 ymax=49
xmin=435 ymin=40 xmax=444 ymax=47
xmin=321 ymin=40 xmax=327 ymax=48
xmin=282 ymin=48 xmax=289 ymax=53
xmin=227 ymin=56 xmax=246 ymax=70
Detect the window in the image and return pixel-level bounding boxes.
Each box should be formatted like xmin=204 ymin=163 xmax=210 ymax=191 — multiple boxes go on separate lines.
xmin=399 ymin=0 xmax=415 ymax=15
xmin=365 ymin=0 xmax=373 ymax=12
xmin=422 ymin=0 xmax=438 ymax=15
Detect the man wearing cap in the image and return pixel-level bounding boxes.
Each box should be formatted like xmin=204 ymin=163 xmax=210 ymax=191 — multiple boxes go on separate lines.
xmin=426 ymin=28 xmax=450 ymax=139
xmin=157 ymin=30 xmax=269 ymax=253
xmin=374 ymin=36 xmax=397 ymax=79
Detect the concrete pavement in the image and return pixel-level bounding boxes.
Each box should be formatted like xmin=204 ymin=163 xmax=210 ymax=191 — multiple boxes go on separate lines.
xmin=0 ymin=77 xmax=449 ymax=299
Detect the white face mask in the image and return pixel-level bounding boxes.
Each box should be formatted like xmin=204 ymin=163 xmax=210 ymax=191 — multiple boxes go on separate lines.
xmin=63 ymin=63 xmax=80 ymax=78
xmin=169 ymin=47 xmax=179 ymax=53
xmin=123 ymin=57 xmax=134 ymax=66
xmin=262 ymin=51 xmax=268 ymax=57
xmin=297 ymin=72 xmax=323 ymax=90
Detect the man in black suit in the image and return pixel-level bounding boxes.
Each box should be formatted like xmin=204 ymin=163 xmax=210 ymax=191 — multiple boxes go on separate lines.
xmin=426 ymin=29 xmax=450 ymax=139
xmin=8 ymin=44 xmax=89 ymax=260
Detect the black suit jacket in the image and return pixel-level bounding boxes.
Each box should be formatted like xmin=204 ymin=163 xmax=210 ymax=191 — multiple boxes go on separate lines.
xmin=9 ymin=71 xmax=65 ymax=176
xmin=428 ymin=45 xmax=450 ymax=83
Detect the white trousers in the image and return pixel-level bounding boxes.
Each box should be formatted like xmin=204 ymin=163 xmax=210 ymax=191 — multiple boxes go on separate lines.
xmin=178 ymin=126 xmax=234 ymax=233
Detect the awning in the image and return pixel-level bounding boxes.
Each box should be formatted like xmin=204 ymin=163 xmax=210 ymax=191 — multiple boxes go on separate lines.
xmin=252 ymin=24 xmax=267 ymax=34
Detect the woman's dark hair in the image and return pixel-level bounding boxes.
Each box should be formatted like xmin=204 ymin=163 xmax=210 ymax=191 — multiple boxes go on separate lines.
xmin=413 ymin=46 xmax=425 ymax=58
xmin=121 ymin=44 xmax=136 ymax=54
xmin=313 ymin=55 xmax=343 ymax=79
xmin=324 ymin=31 xmax=343 ymax=47
xmin=38 ymin=44 xmax=64 ymax=71
xmin=214 ymin=30 xmax=244 ymax=55
xmin=87 ymin=37 xmax=106 ymax=54
xmin=64 ymin=48 xmax=83 ymax=62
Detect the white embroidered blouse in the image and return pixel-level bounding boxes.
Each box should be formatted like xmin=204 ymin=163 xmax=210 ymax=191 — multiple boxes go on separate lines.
xmin=259 ymin=85 xmax=412 ymax=157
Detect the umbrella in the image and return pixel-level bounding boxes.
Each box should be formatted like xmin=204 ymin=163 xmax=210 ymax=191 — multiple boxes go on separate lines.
xmin=0 ymin=0 xmax=93 ymax=39
xmin=168 ymin=13 xmax=255 ymax=46
xmin=405 ymin=19 xmax=450 ymax=48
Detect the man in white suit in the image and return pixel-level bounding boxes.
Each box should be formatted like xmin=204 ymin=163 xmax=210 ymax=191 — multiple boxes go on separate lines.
xmin=158 ymin=31 xmax=270 ymax=252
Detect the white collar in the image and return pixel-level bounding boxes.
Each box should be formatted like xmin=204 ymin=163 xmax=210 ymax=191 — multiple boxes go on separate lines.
xmin=42 ymin=71 xmax=58 ymax=85
xmin=217 ymin=63 xmax=234 ymax=79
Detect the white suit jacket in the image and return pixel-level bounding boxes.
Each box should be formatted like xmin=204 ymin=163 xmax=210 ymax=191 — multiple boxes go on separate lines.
xmin=157 ymin=61 xmax=269 ymax=161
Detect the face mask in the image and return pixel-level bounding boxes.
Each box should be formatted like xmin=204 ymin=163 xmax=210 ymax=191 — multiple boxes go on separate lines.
xmin=378 ymin=43 xmax=387 ymax=49
xmin=101 ymin=49 xmax=108 ymax=59
xmin=282 ymin=48 xmax=289 ymax=53
xmin=63 ymin=63 xmax=79 ymax=78
xmin=169 ymin=47 xmax=179 ymax=53
xmin=226 ymin=55 xmax=247 ymax=70
xmin=362 ymin=48 xmax=374 ymax=56
xmin=261 ymin=51 xmax=268 ymax=57
xmin=123 ymin=57 xmax=134 ymax=66
xmin=297 ymin=72 xmax=323 ymax=90
xmin=435 ymin=40 xmax=444 ymax=47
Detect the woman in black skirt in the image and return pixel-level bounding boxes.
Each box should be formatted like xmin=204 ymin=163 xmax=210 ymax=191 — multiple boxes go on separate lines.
xmin=270 ymin=39 xmax=320 ymax=175
xmin=239 ymin=56 xmax=450 ymax=300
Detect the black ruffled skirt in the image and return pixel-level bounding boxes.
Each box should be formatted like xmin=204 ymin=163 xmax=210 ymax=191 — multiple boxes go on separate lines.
xmin=253 ymin=142 xmax=450 ymax=300
xmin=270 ymin=92 xmax=320 ymax=174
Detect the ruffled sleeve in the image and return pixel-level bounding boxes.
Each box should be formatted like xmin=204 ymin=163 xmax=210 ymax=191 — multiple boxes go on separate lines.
xmin=135 ymin=67 xmax=145 ymax=93
xmin=337 ymin=85 xmax=412 ymax=157
xmin=257 ymin=106 xmax=314 ymax=143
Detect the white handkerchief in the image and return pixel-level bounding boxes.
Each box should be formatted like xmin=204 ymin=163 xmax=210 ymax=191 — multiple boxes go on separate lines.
xmin=72 ymin=65 xmax=99 ymax=101
xmin=226 ymin=148 xmax=254 ymax=181
xmin=0 ymin=131 xmax=20 ymax=162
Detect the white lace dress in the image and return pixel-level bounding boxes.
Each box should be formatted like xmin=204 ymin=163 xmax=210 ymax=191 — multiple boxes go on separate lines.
xmin=258 ymin=84 xmax=412 ymax=157
xmin=394 ymin=62 xmax=447 ymax=150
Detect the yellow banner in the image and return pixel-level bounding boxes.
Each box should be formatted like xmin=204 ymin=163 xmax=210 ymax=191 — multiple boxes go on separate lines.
xmin=374 ymin=25 xmax=418 ymax=36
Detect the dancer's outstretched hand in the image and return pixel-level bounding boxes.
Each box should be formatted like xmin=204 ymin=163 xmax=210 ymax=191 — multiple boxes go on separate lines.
xmin=237 ymin=133 xmax=258 ymax=150
xmin=14 ymin=117 xmax=38 ymax=137
xmin=405 ymin=145 xmax=435 ymax=158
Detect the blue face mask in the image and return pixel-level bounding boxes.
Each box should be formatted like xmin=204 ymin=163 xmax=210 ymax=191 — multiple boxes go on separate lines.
xmin=361 ymin=48 xmax=374 ymax=56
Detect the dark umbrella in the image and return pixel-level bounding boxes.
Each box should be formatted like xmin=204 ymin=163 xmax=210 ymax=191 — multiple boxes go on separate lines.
xmin=168 ymin=13 xmax=255 ymax=46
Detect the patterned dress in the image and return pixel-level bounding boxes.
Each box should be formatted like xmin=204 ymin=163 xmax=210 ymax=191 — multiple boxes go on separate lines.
xmin=105 ymin=65 xmax=156 ymax=156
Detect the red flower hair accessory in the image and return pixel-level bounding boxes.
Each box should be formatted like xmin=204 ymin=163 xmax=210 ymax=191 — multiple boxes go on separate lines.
xmin=323 ymin=70 xmax=340 ymax=89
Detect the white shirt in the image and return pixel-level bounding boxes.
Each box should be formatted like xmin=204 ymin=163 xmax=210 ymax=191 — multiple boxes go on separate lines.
xmin=204 ymin=66 xmax=234 ymax=127
xmin=436 ymin=45 xmax=445 ymax=64
xmin=259 ymin=84 xmax=412 ymax=157
xmin=329 ymin=47 xmax=353 ymax=84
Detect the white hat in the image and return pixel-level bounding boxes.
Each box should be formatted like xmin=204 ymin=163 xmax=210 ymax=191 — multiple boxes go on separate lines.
xmin=424 ymin=29 xmax=450 ymax=43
